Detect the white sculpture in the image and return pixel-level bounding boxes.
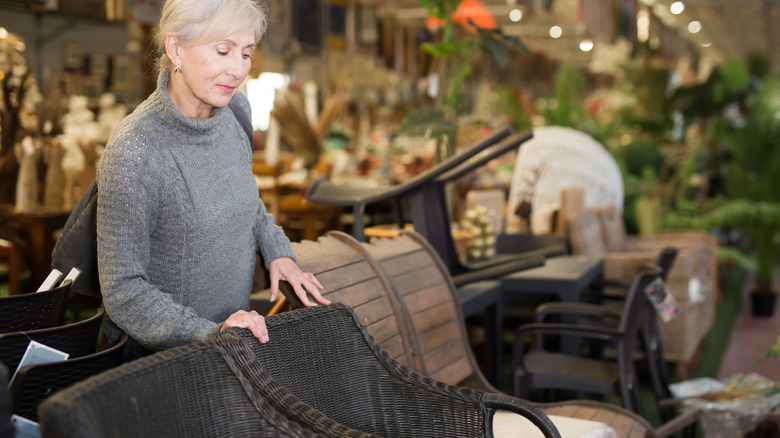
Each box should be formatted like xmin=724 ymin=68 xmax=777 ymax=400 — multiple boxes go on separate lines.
xmin=43 ymin=136 xmax=66 ymax=209
xmin=14 ymin=136 xmax=40 ymax=212
xmin=59 ymin=95 xmax=100 ymax=209
xmin=505 ymin=126 xmax=624 ymax=234
xmin=96 ymin=93 xmax=127 ymax=144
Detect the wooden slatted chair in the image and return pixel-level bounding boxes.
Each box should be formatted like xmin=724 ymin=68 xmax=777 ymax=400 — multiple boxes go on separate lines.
xmin=281 ymin=233 xmax=419 ymax=370
xmin=281 ymin=230 xmax=701 ymax=437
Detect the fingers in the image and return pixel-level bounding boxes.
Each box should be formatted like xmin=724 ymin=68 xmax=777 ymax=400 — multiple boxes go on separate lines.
xmin=269 ymin=258 xmax=329 ymax=307
xmin=269 ymin=277 xmax=279 ymax=303
xmin=221 ymin=310 xmax=269 ymax=343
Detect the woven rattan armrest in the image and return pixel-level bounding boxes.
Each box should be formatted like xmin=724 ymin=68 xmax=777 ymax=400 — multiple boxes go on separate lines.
xmin=219 ymin=304 xmax=560 ymax=438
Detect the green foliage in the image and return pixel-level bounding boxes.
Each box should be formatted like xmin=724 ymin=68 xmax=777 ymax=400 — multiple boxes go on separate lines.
xmin=614 ymin=139 xmax=665 ymax=179
xmin=711 ymin=59 xmax=751 ymax=103
xmin=495 ymin=85 xmax=533 ymax=132
xmin=403 ymin=0 xmax=528 ymax=160
xmin=725 ymin=78 xmax=780 ymax=204
xmin=419 ymin=0 xmax=460 ymax=20
xmin=540 ymin=63 xmax=588 ymax=129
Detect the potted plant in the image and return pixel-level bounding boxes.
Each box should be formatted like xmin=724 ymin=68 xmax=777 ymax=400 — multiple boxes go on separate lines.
xmin=401 ymin=0 xmax=526 ymax=162
xmin=703 ymin=76 xmax=780 ymax=316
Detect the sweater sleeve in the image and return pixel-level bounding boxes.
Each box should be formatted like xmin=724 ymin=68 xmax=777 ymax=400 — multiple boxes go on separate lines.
xmin=230 ymin=92 xmax=298 ymax=268
xmin=97 ymin=126 xmax=221 ymax=350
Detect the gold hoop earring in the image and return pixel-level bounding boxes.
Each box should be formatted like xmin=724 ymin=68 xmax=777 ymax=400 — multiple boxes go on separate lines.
xmin=174 ymin=65 xmax=182 ymax=73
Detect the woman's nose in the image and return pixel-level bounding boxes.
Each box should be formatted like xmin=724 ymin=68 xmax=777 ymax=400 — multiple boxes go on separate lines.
xmin=228 ymin=54 xmax=249 ymax=79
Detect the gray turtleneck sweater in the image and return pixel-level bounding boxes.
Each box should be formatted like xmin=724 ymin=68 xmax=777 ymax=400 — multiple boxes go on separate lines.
xmin=97 ymin=69 xmax=294 ymax=352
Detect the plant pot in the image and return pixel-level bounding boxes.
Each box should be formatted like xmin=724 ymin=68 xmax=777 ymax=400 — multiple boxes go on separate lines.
xmin=750 ymin=291 xmax=777 ymax=317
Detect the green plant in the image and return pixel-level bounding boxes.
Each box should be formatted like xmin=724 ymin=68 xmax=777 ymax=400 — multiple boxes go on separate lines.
xmin=401 ymin=0 xmax=526 ymax=162
xmin=702 ymin=77 xmax=780 ymax=296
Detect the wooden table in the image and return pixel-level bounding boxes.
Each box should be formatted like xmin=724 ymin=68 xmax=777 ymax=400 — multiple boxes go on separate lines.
xmin=0 ymin=205 xmax=70 ymax=292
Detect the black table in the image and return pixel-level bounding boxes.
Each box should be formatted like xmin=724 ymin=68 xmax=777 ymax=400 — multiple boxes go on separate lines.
xmin=501 ymin=254 xmax=604 ymax=353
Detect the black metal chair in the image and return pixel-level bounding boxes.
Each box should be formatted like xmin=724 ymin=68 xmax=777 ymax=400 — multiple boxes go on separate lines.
xmin=217 ymin=304 xmax=560 ymax=438
xmin=512 ymin=270 xmax=662 ymax=417
xmin=0 ymin=280 xmax=71 ymax=333
xmin=9 ymin=333 xmax=127 ymax=422
xmin=547 ymin=247 xmax=679 ymax=421
xmin=0 ymin=306 xmax=105 ymax=374
xmin=306 ymin=127 xmax=566 ymax=286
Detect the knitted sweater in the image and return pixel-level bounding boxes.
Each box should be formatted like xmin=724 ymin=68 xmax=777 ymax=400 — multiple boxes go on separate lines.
xmin=97 ymin=69 xmax=294 ymax=352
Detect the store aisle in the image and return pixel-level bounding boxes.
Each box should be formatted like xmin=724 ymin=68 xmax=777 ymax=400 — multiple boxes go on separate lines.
xmin=718 ymin=270 xmax=780 ymax=382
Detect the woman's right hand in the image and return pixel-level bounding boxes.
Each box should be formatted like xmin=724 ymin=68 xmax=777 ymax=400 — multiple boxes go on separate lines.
xmin=221 ymin=309 xmax=269 ymax=343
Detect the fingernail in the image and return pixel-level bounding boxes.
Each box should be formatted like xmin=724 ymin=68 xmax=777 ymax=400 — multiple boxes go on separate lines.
xmin=261 ymin=335 xmax=269 ymax=343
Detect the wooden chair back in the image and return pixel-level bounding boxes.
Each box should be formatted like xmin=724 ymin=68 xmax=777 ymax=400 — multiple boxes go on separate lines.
xmin=360 ymin=230 xmax=495 ymax=391
xmin=282 ymin=232 xmax=418 ymax=370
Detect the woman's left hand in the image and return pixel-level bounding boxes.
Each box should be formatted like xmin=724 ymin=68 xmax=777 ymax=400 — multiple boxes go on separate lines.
xmin=268 ymin=257 xmax=330 ymax=307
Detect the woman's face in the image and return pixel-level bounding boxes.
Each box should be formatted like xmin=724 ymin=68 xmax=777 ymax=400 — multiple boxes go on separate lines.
xmin=171 ymin=31 xmax=255 ymax=118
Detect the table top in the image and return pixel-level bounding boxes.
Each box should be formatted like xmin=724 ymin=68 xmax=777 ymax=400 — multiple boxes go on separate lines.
xmin=500 ymin=255 xmax=604 ymax=299
xmin=503 ymin=255 xmax=603 ymax=282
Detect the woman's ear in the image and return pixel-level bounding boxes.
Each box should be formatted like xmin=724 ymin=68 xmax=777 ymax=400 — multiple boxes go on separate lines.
xmin=165 ymin=35 xmax=181 ymax=66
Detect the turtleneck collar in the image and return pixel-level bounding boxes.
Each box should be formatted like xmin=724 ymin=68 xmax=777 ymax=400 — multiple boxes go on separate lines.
xmin=154 ymin=67 xmax=230 ymax=136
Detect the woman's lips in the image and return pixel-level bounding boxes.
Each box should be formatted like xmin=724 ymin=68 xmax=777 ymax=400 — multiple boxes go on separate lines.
xmin=217 ymin=85 xmax=235 ymax=93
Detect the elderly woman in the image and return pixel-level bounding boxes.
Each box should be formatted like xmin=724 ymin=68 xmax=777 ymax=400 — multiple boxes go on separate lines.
xmin=97 ymin=0 xmax=329 ymax=362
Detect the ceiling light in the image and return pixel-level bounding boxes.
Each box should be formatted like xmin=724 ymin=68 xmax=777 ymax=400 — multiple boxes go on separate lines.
xmin=670 ymin=2 xmax=685 ymax=15
xmin=509 ymin=8 xmax=523 ymax=22
xmin=579 ymin=39 xmax=594 ymax=52
xmin=701 ymin=41 xmax=712 ymax=47
xmin=688 ymin=20 xmax=702 ymax=33
xmin=549 ymin=26 xmax=562 ymax=38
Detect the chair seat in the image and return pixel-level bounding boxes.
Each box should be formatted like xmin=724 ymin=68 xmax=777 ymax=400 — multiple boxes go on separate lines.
xmin=523 ymin=350 xmax=619 ymax=393
xmin=494 ymin=411 xmax=618 ymax=438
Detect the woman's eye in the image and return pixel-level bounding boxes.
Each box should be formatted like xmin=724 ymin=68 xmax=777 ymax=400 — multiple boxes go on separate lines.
xmin=218 ymin=51 xmax=228 ymax=56
xmin=243 ymin=53 xmax=252 ymax=60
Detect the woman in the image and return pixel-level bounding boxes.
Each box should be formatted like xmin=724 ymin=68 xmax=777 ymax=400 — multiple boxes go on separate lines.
xmin=97 ymin=0 xmax=329 ymax=361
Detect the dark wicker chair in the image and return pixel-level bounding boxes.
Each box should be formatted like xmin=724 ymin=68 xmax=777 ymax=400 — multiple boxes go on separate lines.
xmin=512 ymin=270 xmax=661 ymax=416
xmin=0 ymin=280 xmax=71 ymax=333
xmin=38 ymin=334 xmax=368 ymax=438
xmin=217 ymin=304 xmax=560 ymax=438
xmin=0 ymin=306 xmax=105 ymax=373
xmin=0 ymin=363 xmax=13 ymax=438
xmin=10 ymin=333 xmax=127 ymax=422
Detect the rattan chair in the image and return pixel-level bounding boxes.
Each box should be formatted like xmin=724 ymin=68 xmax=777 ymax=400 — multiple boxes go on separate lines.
xmin=10 ymin=333 xmax=127 ymax=422
xmin=0 ymin=363 xmax=13 ymax=438
xmin=217 ymin=304 xmax=560 ymax=438
xmin=0 ymin=280 xmax=71 ymax=333
xmin=38 ymin=335 xmax=360 ymax=438
xmin=0 ymin=307 xmax=104 ymax=373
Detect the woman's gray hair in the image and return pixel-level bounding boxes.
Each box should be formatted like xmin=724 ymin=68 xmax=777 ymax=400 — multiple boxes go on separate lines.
xmin=154 ymin=0 xmax=267 ymax=73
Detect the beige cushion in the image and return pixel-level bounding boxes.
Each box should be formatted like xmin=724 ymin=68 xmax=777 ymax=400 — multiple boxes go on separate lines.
xmin=595 ymin=204 xmax=627 ymax=251
xmin=493 ymin=411 xmax=619 ymax=438
xmin=567 ymin=209 xmax=607 ymax=255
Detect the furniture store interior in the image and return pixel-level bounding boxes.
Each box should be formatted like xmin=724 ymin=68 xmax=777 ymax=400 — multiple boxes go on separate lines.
xmin=1 ymin=0 xmax=779 ymax=437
